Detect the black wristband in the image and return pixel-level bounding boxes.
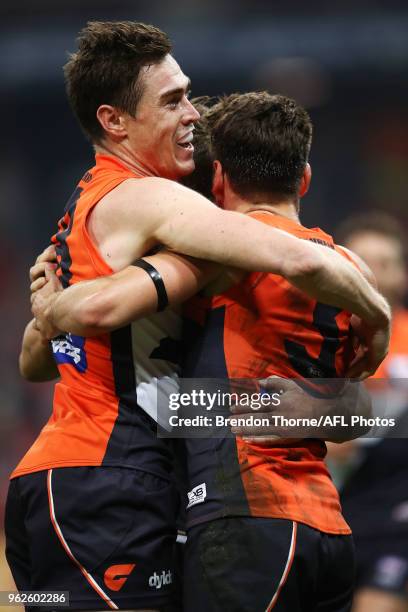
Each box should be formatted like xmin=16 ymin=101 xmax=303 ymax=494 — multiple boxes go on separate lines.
xmin=132 ymin=259 xmax=169 ymax=312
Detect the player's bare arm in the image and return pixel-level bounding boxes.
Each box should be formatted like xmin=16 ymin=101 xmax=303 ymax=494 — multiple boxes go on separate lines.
xmin=19 ymin=246 xmax=60 ymax=381
xmin=337 ymin=245 xmax=391 ymax=379
xmin=29 ymin=182 xmax=390 ymax=377
xmin=337 ymin=246 xmax=378 ymax=289
xmin=31 ymin=183 xmax=391 ymax=378
xmin=92 ymin=176 xmax=390 ymax=329
xmin=31 ymin=266 xmax=373 ymax=444
xmin=32 ymin=251 xmax=218 ymax=338
xmin=19 ymin=319 xmax=59 ymax=382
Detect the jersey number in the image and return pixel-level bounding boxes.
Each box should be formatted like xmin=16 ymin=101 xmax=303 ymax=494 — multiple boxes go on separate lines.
xmin=284 ymin=303 xmax=341 ymax=378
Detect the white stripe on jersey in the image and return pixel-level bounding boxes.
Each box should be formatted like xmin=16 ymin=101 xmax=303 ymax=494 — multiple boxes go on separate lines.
xmin=131 ymin=307 xmax=182 ymax=429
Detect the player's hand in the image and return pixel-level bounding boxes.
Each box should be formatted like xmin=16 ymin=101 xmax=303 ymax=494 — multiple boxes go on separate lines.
xmin=346 ymin=316 xmax=390 ymax=379
xmin=31 ymin=266 xmax=63 ymax=339
xmin=229 ymin=376 xmax=364 ymax=445
xmin=229 ymin=377 xmax=305 ymax=446
xmin=30 ymin=245 xmax=57 ymax=294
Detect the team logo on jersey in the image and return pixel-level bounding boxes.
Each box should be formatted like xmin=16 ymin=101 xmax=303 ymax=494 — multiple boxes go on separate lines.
xmin=104 ymin=563 xmax=136 ymax=591
xmin=187 ymin=483 xmax=207 ymax=508
xmin=148 ymin=570 xmax=173 ymax=590
xmin=51 ymin=333 xmax=87 ymax=373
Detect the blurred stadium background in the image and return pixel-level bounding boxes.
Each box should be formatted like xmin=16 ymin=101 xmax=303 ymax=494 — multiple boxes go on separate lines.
xmin=1 ymin=0 xmax=408 ymax=608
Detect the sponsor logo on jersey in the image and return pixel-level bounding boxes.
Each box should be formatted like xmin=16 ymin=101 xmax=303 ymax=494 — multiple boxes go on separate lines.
xmin=187 ymin=482 xmax=207 ymax=508
xmin=148 ymin=570 xmax=173 ymax=590
xmin=104 ymin=563 xmax=136 ymax=591
xmin=52 ymin=333 xmax=87 ymax=373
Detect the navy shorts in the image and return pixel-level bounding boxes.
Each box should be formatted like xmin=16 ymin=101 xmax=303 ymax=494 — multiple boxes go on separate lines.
xmin=183 ymin=517 xmax=355 ymax=612
xmin=5 ymin=467 xmax=180 ymax=610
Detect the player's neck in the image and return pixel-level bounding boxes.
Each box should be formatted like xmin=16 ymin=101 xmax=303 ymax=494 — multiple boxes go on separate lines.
xmin=94 ymin=143 xmax=158 ymax=178
xmin=221 ymin=178 xmax=302 ymax=222
xmin=232 ymin=198 xmax=300 ymax=223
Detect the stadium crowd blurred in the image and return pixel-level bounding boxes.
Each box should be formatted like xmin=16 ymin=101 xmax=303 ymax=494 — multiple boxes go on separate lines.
xmin=1 ymin=1 xmax=408 ymax=609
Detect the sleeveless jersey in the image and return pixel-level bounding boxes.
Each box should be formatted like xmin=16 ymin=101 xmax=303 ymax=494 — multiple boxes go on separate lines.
xmin=182 ymin=211 xmax=355 ymax=534
xmin=12 ymin=154 xmax=182 ymax=480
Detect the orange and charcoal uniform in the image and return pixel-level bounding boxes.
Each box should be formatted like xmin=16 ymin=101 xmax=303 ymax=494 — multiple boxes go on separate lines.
xmin=182 ymin=211 xmax=355 ymax=534
xmin=12 ymin=154 xmax=182 ymax=480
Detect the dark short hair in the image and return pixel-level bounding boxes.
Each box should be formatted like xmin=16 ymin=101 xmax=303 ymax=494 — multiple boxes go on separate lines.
xmin=336 ymin=211 xmax=405 ymax=250
xmin=180 ymin=96 xmax=222 ymax=200
xmin=64 ymin=21 xmax=172 ymax=142
xmin=211 ymin=92 xmax=313 ymax=199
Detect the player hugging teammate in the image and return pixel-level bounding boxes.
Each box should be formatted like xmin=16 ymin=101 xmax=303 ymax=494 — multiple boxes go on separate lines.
xmin=13 ymin=20 xmax=390 ymax=612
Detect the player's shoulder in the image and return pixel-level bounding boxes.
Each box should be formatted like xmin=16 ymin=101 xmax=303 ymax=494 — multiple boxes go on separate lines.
xmin=114 ymin=176 xmax=216 ymax=209
xmin=93 ymin=176 xmax=183 ymax=217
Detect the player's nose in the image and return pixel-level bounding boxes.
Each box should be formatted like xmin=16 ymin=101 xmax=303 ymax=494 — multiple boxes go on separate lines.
xmin=182 ymin=98 xmax=200 ymax=124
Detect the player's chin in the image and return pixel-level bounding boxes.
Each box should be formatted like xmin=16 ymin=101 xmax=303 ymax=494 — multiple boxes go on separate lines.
xmin=174 ymin=152 xmax=195 ymax=177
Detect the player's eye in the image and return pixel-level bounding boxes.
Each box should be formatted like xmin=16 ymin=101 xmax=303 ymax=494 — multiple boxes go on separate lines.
xmin=167 ymin=98 xmax=181 ymax=109
xmin=167 ymin=90 xmax=192 ymax=109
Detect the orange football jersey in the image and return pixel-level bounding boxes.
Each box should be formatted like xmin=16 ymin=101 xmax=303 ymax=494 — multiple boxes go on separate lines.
xmin=13 ymin=154 xmax=181 ymax=479
xmin=183 ymin=211 xmax=355 ymax=534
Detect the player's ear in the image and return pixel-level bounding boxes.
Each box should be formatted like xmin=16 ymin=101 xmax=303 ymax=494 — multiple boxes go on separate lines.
xmin=299 ymin=163 xmax=312 ymax=198
xmin=212 ymin=160 xmax=225 ymax=207
xmin=96 ymin=105 xmax=128 ymax=142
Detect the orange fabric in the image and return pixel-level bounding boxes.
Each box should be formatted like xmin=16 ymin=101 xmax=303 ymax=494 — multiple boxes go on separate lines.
xmin=371 ymin=309 xmax=408 ymax=379
xmin=12 ymin=155 xmax=138 ymax=478
xmin=215 ymin=211 xmax=353 ymax=534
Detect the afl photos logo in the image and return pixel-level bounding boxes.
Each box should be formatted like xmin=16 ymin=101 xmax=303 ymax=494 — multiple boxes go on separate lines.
xmin=104 ymin=564 xmax=136 ymax=591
